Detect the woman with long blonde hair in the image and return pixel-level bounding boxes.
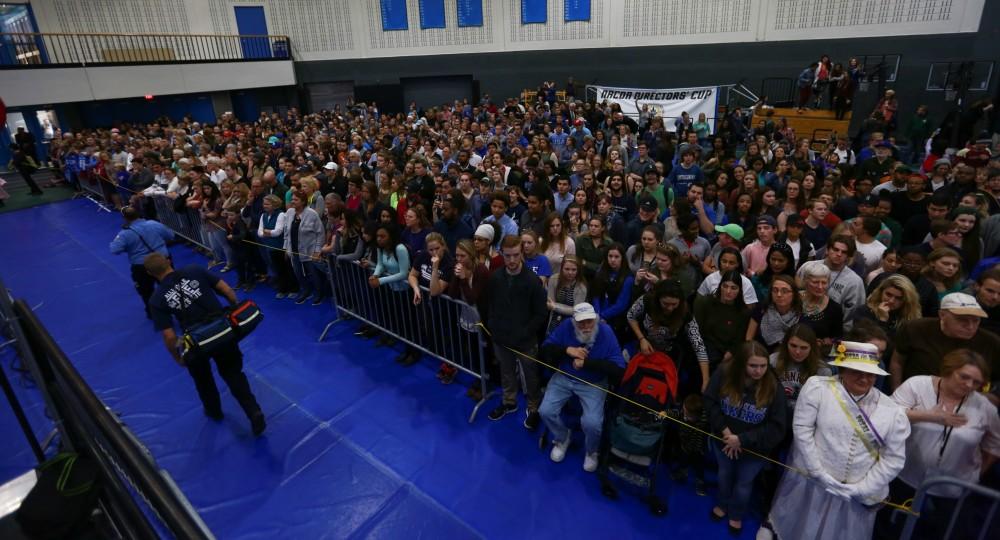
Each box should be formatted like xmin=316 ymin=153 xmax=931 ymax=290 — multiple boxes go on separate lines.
xmin=852 ymin=274 xmax=922 ymax=338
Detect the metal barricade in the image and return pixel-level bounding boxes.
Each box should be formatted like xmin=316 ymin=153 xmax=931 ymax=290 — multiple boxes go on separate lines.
xmin=898 ymin=475 xmax=1000 ymax=540
xmin=320 ymin=257 xmax=496 ymax=423
xmin=150 ymin=194 xmax=212 ymax=253
xmin=74 ymin=169 xmax=114 ymax=212
xmin=11 ymin=300 xmax=214 ymax=539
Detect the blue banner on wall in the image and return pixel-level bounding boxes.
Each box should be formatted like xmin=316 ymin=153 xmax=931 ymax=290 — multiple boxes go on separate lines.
xmin=457 ymin=0 xmax=483 ymax=27
xmin=565 ymin=0 xmax=590 ymax=22
xmin=380 ymin=0 xmax=408 ymax=31
xmin=419 ymin=0 xmax=446 ymax=29
xmin=521 ymin=0 xmax=547 ymax=24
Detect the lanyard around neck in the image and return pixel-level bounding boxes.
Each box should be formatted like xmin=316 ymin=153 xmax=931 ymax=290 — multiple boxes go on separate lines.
xmin=935 ymin=378 xmax=967 ymax=460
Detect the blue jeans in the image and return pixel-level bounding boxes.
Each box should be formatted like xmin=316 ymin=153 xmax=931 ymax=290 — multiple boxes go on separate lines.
xmin=206 ymin=227 xmax=233 ymax=265
xmin=712 ymin=441 xmax=765 ymax=520
xmin=538 ymin=373 xmax=607 ymax=454
xmin=259 ymin=244 xmax=278 ymax=278
xmin=290 ymin=254 xmax=324 ymax=299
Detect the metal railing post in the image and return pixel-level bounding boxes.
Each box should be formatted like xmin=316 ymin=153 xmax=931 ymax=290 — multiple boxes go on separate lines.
xmin=899 ymin=475 xmax=1000 ymax=540
xmin=0 ymin=31 xmax=293 ymax=66
xmin=318 ymin=256 xmax=341 ymax=342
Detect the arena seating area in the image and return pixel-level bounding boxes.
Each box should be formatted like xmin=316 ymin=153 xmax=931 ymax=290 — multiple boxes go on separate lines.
xmin=1 ymin=1 xmax=999 ymax=539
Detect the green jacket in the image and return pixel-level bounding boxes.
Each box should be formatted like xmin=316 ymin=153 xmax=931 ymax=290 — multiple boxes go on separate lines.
xmin=904 ymin=115 xmax=932 ymax=146
xmin=576 ymin=235 xmax=612 ymax=278
xmin=883 ymin=216 xmax=903 ymax=249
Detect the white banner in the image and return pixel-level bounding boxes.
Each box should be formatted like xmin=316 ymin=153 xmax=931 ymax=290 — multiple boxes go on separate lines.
xmin=588 ymin=84 xmax=718 ymax=132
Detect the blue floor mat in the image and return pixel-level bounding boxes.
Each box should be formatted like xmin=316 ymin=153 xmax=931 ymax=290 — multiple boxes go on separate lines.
xmin=0 ymin=199 xmax=754 ymax=539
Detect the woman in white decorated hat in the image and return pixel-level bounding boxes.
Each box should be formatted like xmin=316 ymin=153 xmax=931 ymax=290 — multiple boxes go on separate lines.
xmin=764 ymin=341 xmax=910 ymax=540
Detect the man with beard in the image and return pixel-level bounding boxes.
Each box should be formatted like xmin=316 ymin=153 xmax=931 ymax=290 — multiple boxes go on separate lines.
xmin=538 ymin=303 xmax=625 ymax=472
xmin=432 ymin=190 xmax=474 ymax=252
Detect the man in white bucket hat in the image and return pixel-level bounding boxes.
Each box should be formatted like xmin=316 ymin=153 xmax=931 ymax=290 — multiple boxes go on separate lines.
xmin=763 ymin=341 xmax=910 ymax=540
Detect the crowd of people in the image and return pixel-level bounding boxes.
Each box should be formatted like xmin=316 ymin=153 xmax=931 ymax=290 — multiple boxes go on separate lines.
xmin=41 ymin=86 xmax=1000 ymax=538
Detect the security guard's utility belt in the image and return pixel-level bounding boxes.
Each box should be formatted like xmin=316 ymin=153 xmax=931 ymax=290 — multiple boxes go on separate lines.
xmin=182 ymin=300 xmax=262 ymax=359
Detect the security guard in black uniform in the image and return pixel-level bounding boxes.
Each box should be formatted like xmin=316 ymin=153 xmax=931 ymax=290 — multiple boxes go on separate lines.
xmin=144 ymin=253 xmax=265 ymax=436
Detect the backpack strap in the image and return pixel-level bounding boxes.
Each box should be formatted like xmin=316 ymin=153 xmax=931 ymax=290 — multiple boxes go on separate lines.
xmin=123 ymin=225 xmax=156 ymax=254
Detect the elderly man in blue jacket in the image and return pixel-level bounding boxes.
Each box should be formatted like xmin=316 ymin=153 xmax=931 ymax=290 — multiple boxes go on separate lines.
xmin=538 ymin=303 xmax=626 ymax=472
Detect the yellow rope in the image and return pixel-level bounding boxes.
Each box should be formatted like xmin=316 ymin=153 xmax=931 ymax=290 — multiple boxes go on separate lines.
xmin=475 ymin=323 xmax=918 ymax=516
xmin=91 ymin=167 xmax=917 ymax=516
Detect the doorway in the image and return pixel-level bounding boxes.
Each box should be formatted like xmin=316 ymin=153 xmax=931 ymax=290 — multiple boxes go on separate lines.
xmin=234 ymin=6 xmax=271 ymax=59
xmin=0 ymin=3 xmax=46 ymax=65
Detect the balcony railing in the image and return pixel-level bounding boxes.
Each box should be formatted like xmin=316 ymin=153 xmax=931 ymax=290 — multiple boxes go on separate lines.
xmin=0 ymin=32 xmax=291 ymax=68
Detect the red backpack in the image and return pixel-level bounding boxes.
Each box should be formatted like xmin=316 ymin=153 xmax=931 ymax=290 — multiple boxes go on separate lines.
xmin=619 ymin=352 xmax=679 ymax=412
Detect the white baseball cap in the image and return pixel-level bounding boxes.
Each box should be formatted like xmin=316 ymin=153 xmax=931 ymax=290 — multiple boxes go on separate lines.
xmin=323 ymin=162 xmax=338 ymax=171
xmin=572 ymin=303 xmax=598 ymax=322
xmin=940 ymin=293 xmax=987 ymax=317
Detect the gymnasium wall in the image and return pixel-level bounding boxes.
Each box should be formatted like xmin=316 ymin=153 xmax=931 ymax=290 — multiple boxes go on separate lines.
xmin=296 ymin=26 xmax=998 ymax=131
xmin=14 ymin=0 xmax=997 ymax=133
xmin=25 ymin=0 xmax=986 ymax=60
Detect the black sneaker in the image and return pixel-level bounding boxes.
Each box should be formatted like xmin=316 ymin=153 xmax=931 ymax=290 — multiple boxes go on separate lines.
xmin=250 ymin=411 xmax=266 ymax=437
xmin=204 ymin=409 xmax=224 ymax=422
xmin=311 ymin=296 xmax=324 ymax=306
xmin=671 ymin=466 xmax=688 ymax=483
xmin=294 ymin=295 xmax=309 ymax=305
xmin=399 ymin=352 xmax=419 ymax=367
xmin=694 ymin=478 xmax=707 ymax=496
xmin=488 ymin=403 xmax=518 ymax=421
xmin=523 ymin=410 xmax=540 ymax=431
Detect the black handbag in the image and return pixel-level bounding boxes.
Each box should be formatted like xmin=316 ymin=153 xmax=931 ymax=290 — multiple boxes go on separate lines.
xmin=17 ymin=452 xmax=101 ymax=539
